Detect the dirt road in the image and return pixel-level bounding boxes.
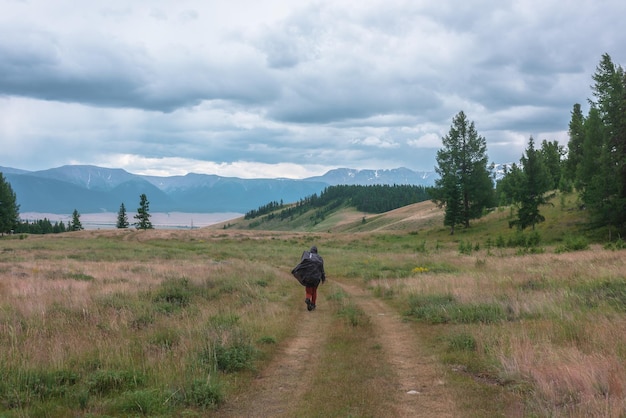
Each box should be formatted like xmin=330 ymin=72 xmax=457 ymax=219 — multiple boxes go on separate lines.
xmin=218 ymin=280 xmax=459 ymax=417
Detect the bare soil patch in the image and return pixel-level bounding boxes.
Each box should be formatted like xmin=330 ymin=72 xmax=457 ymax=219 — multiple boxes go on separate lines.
xmin=336 ymin=281 xmax=459 ymax=417
xmin=218 ymin=279 xmax=459 ymax=417
xmin=218 ymin=306 xmax=331 ymax=417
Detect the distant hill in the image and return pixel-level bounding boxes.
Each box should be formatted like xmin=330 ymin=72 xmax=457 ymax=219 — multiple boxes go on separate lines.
xmin=1 ymin=165 xmax=438 ymax=214
xmin=214 ymin=188 xmax=589 ymax=243
xmin=212 ymin=200 xmax=445 ymax=233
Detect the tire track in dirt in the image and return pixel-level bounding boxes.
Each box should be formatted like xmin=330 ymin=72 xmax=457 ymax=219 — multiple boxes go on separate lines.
xmin=337 ymin=281 xmax=460 ymax=417
xmin=217 ymin=305 xmax=331 ymax=417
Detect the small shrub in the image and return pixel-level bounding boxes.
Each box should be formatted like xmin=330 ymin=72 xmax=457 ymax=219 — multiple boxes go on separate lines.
xmin=504 ymin=231 xmax=542 ymax=248
xmin=258 ymin=335 xmax=276 ymax=344
xmin=12 ymin=369 xmax=79 ymax=402
xmin=458 ymin=240 xmax=473 ymax=255
xmin=153 ymin=277 xmax=193 ymax=313
xmin=87 ymin=370 xmax=145 ymax=395
xmin=179 ymin=378 xmax=223 ymax=409
xmin=106 ymin=389 xmax=167 ymax=416
xmin=604 ymin=237 xmax=625 ymax=250
xmin=454 ymin=303 xmax=507 ymax=324
xmin=200 ymin=328 xmax=257 ymax=374
xmin=555 ymin=235 xmax=589 ymax=253
xmin=526 ymin=230 xmax=541 ymax=247
xmin=337 ymin=302 xmax=368 ymax=327
xmin=77 ymin=389 xmax=90 ymax=410
xmin=149 ymin=327 xmax=180 ymax=349
xmin=406 ymin=300 xmax=452 ymax=324
xmin=208 ymin=312 xmax=240 ymax=329
xmin=447 ymin=332 xmax=477 ymax=352
xmin=406 ymin=294 xmax=508 ymax=324
xmin=214 ymin=339 xmax=257 ymax=373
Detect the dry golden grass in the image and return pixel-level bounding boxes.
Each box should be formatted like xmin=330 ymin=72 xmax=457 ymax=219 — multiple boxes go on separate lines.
xmin=2 ymin=195 xmax=625 ymax=416
xmin=366 ymin=244 xmax=626 ymax=416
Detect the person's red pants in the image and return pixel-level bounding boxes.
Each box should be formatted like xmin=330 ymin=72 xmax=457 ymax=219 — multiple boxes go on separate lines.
xmin=305 ymin=286 xmax=318 ymax=304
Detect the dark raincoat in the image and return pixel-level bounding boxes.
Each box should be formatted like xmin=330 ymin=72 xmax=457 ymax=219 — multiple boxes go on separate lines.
xmin=291 ymin=250 xmax=326 ymax=287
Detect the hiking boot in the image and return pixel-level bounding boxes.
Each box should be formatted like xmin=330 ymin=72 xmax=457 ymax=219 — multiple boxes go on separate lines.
xmin=305 ymin=298 xmax=313 ymax=311
xmin=311 ymin=304 xmax=316 ymax=311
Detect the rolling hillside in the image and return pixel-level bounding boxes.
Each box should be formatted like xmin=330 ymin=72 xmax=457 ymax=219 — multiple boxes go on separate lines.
xmin=211 ymin=190 xmax=596 ymax=246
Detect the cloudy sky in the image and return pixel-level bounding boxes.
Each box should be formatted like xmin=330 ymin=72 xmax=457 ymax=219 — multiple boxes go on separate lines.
xmin=1 ymin=0 xmax=625 ymax=179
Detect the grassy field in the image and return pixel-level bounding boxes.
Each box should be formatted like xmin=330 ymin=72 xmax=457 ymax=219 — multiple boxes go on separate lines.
xmin=1 ymin=191 xmax=626 ymax=416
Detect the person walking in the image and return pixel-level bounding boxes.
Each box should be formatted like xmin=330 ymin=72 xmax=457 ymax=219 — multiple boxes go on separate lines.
xmin=291 ymin=245 xmax=326 ymax=311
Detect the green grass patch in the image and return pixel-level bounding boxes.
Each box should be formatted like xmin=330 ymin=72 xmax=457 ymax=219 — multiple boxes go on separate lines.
xmin=336 ymin=301 xmax=369 ymax=327
xmin=152 ymin=277 xmax=194 ymax=313
xmin=174 ymin=377 xmax=223 ymax=410
xmin=405 ymin=293 xmax=509 ymax=324
xmin=572 ymin=278 xmax=626 ymax=311
xmin=104 ymin=388 xmax=168 ymax=416
xmin=554 ymin=234 xmax=589 ymax=253
xmin=446 ymin=332 xmax=477 ymax=352
xmin=87 ymin=369 xmax=146 ymax=396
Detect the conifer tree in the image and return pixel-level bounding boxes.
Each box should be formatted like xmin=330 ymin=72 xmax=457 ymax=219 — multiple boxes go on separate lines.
xmin=116 ymin=203 xmax=129 ymax=229
xmin=585 ymin=53 xmax=626 ymax=236
xmin=71 ymin=209 xmax=83 ymax=231
xmin=577 ymin=107 xmax=604 ymax=194
xmin=509 ymin=137 xmax=551 ymax=230
xmin=539 ymin=139 xmax=565 ymax=191
xmin=430 ymin=111 xmax=494 ymax=234
xmin=495 ymin=163 xmax=524 ymax=206
xmin=134 ymin=194 xmax=153 ymax=230
xmin=565 ymin=103 xmax=585 ymax=188
xmin=0 ymin=172 xmax=20 ymax=235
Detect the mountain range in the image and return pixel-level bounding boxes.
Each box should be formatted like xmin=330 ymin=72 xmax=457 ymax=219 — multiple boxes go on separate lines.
xmin=1 ymin=165 xmax=438 ymax=214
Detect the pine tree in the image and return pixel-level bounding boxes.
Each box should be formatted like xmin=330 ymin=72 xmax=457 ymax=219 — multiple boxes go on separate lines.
xmin=587 ymin=53 xmax=626 ymax=236
xmin=509 ymin=137 xmax=551 ymax=230
xmin=0 ymin=172 xmax=20 ymax=235
xmin=539 ymin=139 xmax=565 ymax=191
xmin=134 ymin=194 xmax=153 ymax=230
xmin=495 ymin=163 xmax=524 ymax=206
xmin=71 ymin=209 xmax=83 ymax=231
xmin=116 ymin=203 xmax=129 ymax=229
xmin=577 ymin=107 xmax=604 ymax=193
xmin=565 ymin=103 xmax=585 ymax=188
xmin=431 ymin=111 xmax=494 ymax=234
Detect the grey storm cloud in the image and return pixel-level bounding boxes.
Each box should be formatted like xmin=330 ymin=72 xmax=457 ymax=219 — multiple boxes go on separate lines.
xmin=0 ymin=28 xmax=280 ymax=112
xmin=1 ymin=0 xmax=626 ymax=178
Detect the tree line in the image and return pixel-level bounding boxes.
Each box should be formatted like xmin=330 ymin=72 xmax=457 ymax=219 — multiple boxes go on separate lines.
xmin=0 ymin=180 xmax=154 ymax=234
xmin=429 ymin=53 xmax=625 ymax=239
xmin=245 ymin=184 xmax=430 ymax=222
xmin=13 ymin=209 xmax=85 ymax=234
